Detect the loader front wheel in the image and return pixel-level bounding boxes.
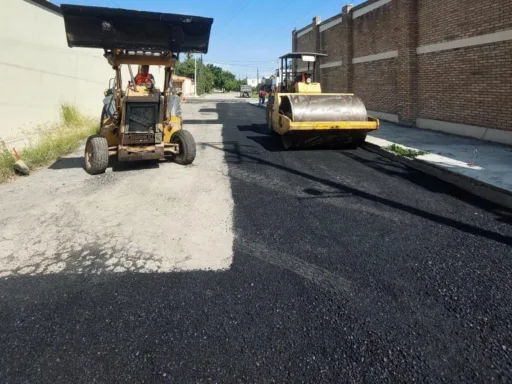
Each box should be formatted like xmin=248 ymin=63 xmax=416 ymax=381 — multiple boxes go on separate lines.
xmin=84 ymin=135 xmax=108 ymax=175
xmin=171 ymin=130 xmax=196 ymax=165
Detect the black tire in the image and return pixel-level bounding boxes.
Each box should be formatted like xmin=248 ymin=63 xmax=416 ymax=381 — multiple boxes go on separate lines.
xmin=171 ymin=130 xmax=196 ymax=165
xmin=281 ymin=133 xmax=297 ymax=150
xmin=352 ymin=132 xmax=367 ymax=147
xmin=84 ymin=135 xmax=109 ymax=175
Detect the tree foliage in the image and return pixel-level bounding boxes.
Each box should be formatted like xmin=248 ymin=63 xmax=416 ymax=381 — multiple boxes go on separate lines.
xmin=174 ymin=54 xmax=246 ymax=94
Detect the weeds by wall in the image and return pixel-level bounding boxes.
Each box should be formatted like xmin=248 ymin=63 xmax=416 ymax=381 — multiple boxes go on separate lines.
xmin=0 ymin=104 xmax=98 ymax=183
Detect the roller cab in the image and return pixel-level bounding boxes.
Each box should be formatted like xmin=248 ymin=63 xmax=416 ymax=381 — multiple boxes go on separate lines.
xmin=266 ymin=52 xmax=379 ymax=149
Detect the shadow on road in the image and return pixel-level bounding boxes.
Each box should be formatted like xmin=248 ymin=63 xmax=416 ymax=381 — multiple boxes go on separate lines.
xmin=182 ymin=119 xmax=220 ymax=124
xmin=236 ymin=124 xmax=267 ymax=135
xmin=340 ymin=150 xmax=512 ymax=219
xmin=245 ymin=135 xmax=282 ymax=152
xmin=49 ymin=156 xmax=84 ymax=170
xmin=204 ymin=140 xmax=512 ymax=246
xmin=48 ymin=156 xmax=161 ymax=173
xmin=111 ymin=159 xmax=160 ymax=172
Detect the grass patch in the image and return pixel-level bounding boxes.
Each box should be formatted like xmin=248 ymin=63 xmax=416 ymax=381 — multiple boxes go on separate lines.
xmin=0 ymin=103 xmax=98 ymax=183
xmin=0 ymin=149 xmax=16 ymax=182
xmin=386 ymin=144 xmax=428 ymax=157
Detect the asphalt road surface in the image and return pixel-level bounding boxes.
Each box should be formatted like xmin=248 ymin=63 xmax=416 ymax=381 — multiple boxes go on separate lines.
xmin=1 ymin=95 xmax=511 ymax=383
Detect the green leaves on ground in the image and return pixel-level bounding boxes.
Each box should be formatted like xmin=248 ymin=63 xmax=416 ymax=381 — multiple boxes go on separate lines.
xmin=386 ymin=144 xmax=428 ymax=157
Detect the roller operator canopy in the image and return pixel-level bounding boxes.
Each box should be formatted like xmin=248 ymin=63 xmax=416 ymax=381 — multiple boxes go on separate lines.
xmin=279 ymin=52 xmax=328 ymax=62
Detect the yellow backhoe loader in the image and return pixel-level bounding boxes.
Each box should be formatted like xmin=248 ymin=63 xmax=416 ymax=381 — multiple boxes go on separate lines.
xmin=60 ymin=4 xmax=213 ymax=174
xmin=266 ymin=52 xmax=379 ymax=149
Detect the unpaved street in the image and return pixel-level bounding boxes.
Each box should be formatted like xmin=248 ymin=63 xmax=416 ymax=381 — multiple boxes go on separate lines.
xmin=0 ymin=98 xmax=235 ymax=275
xmin=1 ymin=95 xmax=512 ymax=383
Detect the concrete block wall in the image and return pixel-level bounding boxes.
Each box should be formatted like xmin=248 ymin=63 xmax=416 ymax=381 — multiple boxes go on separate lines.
xmin=1 ymin=0 xmax=166 ymax=148
xmin=292 ymin=0 xmax=512 ymax=143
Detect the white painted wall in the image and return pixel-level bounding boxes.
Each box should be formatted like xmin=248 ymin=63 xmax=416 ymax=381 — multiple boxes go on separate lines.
xmin=0 ymin=0 xmax=166 ymax=146
xmin=182 ymin=78 xmax=192 ymax=96
xmin=247 ymin=78 xmax=262 ymax=87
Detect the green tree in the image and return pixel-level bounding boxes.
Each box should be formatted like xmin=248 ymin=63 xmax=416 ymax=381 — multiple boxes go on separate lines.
xmin=224 ymin=79 xmax=239 ymax=92
xmin=175 ymin=54 xmax=213 ymax=95
xmin=206 ymin=64 xmax=224 ymax=89
xmin=175 ymin=54 xmax=246 ymax=94
xmin=174 ymin=53 xmax=195 ymax=79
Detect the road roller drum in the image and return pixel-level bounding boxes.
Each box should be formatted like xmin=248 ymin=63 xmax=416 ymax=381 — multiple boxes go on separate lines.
xmin=282 ymin=94 xmax=368 ymax=123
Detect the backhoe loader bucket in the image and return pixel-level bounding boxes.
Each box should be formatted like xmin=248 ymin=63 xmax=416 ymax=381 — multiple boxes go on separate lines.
xmin=60 ymin=4 xmax=213 ymax=53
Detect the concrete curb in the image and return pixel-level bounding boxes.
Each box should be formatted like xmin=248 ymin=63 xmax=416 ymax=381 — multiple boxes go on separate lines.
xmin=362 ymin=141 xmax=512 ymax=210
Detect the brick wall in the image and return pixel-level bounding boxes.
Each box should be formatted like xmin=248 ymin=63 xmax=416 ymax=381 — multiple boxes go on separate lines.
xmin=292 ymin=0 xmax=512 ymax=137
xmin=353 ymin=59 xmax=398 ymax=114
xmin=418 ymin=41 xmax=512 ymax=130
xmin=318 ymin=15 xmax=343 ymax=92
xmin=352 ymin=0 xmax=399 ymax=116
xmin=417 ymin=0 xmax=512 ymax=131
xmin=353 ymin=1 xmax=398 ymax=57
xmin=293 ymin=17 xmax=320 ymax=75
xmin=418 ymin=0 xmax=512 ymax=46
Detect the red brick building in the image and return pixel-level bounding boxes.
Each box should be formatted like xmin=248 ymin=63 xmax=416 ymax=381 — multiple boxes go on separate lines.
xmin=292 ymin=0 xmax=512 ymax=144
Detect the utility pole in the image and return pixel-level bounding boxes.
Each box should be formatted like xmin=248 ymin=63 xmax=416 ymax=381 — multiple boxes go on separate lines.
xmin=257 ymin=68 xmax=259 ymax=85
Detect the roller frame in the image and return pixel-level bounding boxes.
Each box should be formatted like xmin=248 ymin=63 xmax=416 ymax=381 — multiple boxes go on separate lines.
xmin=268 ymin=93 xmax=380 ymax=136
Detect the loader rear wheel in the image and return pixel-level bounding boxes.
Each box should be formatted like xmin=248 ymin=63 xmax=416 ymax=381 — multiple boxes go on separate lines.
xmin=84 ymin=135 xmax=108 ymax=175
xmin=171 ymin=129 xmax=196 ymax=165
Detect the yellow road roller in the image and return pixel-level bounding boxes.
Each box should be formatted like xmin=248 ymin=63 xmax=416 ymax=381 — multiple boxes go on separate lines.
xmin=266 ymin=52 xmax=379 ymax=149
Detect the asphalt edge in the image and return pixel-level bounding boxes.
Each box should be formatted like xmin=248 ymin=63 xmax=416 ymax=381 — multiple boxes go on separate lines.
xmin=248 ymin=103 xmax=266 ymax=109
xmin=362 ymin=141 xmax=512 ymax=211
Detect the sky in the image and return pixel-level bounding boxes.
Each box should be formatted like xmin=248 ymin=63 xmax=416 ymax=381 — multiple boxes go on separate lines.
xmin=53 ymin=0 xmax=366 ymax=79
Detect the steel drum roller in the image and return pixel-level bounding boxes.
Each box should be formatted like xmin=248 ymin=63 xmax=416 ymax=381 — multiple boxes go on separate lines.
xmin=285 ymin=94 xmax=368 ymax=122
